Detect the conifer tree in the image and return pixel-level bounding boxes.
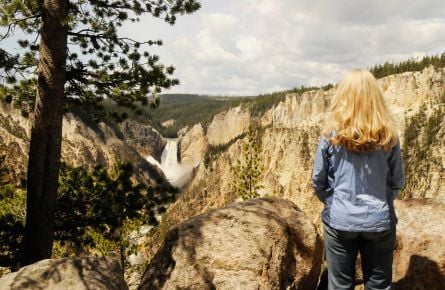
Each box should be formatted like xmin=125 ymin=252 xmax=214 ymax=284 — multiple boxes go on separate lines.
xmin=0 ymin=161 xmax=176 ymax=271
xmin=0 ymin=0 xmax=200 ymax=266
xmin=230 ymin=124 xmax=263 ymax=200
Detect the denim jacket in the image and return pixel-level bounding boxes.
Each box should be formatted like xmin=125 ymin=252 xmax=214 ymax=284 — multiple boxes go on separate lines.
xmin=312 ymin=137 xmax=404 ymax=232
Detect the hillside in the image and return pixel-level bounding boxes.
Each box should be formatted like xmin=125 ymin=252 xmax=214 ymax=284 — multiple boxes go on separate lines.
xmin=0 ymin=104 xmax=167 ymax=185
xmin=101 ymin=86 xmax=333 ymax=138
xmin=98 ymin=53 xmax=445 ymax=140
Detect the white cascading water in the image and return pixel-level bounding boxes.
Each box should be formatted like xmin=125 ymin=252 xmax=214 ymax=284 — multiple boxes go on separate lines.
xmin=133 ymin=139 xmax=192 ymax=266
xmin=147 ymin=139 xmax=193 ymax=187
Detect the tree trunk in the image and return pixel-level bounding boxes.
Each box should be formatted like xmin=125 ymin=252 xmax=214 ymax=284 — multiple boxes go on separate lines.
xmin=20 ymin=0 xmax=68 ymax=267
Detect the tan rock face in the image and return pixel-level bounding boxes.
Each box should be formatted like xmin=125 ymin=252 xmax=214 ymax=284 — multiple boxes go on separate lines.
xmin=186 ymin=126 xmax=324 ymax=226
xmin=0 ymin=257 xmax=128 ymax=290
xmin=118 ymin=120 xmax=166 ymax=161
xmin=392 ymin=199 xmax=445 ymax=289
xmin=161 ymin=119 xmax=175 ymax=128
xmin=206 ymin=105 xmax=251 ymax=145
xmin=0 ymin=105 xmax=165 ymax=185
xmin=178 ymin=123 xmax=207 ymax=166
xmin=260 ymin=127 xmax=324 ymax=224
xmin=402 ymin=110 xmax=445 ymax=202
xmin=187 ymin=67 xmax=445 ymax=220
xmin=140 ymin=198 xmax=323 ymax=290
xmin=379 ymin=66 xmax=445 ymax=116
xmin=262 ymin=90 xmax=329 ymax=129
xmin=262 ymin=66 xmax=444 ymax=131
xmin=0 ymin=104 xmax=31 ymax=181
xmin=61 ymin=115 xmax=165 ymax=184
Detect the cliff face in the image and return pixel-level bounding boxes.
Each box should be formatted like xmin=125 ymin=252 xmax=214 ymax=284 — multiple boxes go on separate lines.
xmin=157 ymin=67 xmax=445 ymax=244
xmin=118 ymin=120 xmax=166 ymax=162
xmin=178 ymin=123 xmax=207 ymax=167
xmin=0 ymin=105 xmax=166 ymax=184
xmin=0 ymin=104 xmax=30 ymax=182
xmin=206 ymin=106 xmax=251 ymax=145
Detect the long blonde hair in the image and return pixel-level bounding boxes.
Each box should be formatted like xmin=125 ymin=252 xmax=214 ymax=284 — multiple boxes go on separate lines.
xmin=323 ymin=69 xmax=398 ymax=152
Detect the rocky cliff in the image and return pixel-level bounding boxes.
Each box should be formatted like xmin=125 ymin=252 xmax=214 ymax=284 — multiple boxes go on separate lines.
xmin=2 ymin=66 xmax=444 ymax=288
xmin=144 ymin=66 xmax=445 ymax=268
xmin=0 ymin=104 xmax=166 ymax=184
xmin=179 ymin=66 xmax=444 ymax=218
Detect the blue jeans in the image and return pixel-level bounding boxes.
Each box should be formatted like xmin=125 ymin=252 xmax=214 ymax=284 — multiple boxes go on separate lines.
xmin=323 ymin=223 xmax=396 ymax=290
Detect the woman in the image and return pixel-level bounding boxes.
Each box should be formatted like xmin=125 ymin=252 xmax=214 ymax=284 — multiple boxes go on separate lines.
xmin=312 ymin=69 xmax=404 ymax=290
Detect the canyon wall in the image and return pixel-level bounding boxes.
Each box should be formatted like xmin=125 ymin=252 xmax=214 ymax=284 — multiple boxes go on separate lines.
xmin=0 ymin=105 xmax=166 ymax=184
xmin=145 ymin=67 xmax=445 ymax=261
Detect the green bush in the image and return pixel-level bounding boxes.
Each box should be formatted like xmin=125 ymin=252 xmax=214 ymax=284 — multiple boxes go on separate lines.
xmin=0 ymin=160 xmax=177 ymax=271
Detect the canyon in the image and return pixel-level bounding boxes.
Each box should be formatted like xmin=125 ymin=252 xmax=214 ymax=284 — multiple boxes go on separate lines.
xmin=0 ymin=66 xmax=444 ymax=289
xmin=142 ymin=66 xmax=445 ymax=288
xmin=164 ymin=66 xmax=445 ymax=230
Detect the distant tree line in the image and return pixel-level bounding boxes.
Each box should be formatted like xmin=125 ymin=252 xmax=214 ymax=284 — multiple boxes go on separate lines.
xmin=100 ymin=83 xmax=334 ymax=138
xmin=248 ymin=84 xmax=333 ymax=117
xmin=370 ymin=53 xmax=445 ymax=78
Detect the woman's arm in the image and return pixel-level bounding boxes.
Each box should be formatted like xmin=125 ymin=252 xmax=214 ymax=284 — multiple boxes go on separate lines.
xmin=387 ymin=140 xmax=405 ymax=199
xmin=312 ymin=138 xmax=331 ymax=202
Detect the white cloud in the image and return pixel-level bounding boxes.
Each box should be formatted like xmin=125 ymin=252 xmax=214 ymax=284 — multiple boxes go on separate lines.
xmin=194 ymin=30 xmax=237 ymax=64
xmin=202 ymin=13 xmax=237 ymax=31
xmin=126 ymin=0 xmax=445 ymax=95
xmin=236 ymin=37 xmax=263 ymax=61
xmin=257 ymin=0 xmax=282 ymax=17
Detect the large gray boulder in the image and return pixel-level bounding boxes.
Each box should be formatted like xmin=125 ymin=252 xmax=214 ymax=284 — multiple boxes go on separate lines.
xmin=140 ymin=197 xmax=323 ymax=290
xmin=0 ymin=256 xmax=128 ymax=290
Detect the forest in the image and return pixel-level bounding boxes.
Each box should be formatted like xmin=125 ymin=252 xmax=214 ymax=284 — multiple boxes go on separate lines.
xmin=370 ymin=53 xmax=445 ymax=78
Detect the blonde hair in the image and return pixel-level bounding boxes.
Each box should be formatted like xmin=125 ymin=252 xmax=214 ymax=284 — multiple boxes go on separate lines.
xmin=323 ymin=69 xmax=398 ymax=152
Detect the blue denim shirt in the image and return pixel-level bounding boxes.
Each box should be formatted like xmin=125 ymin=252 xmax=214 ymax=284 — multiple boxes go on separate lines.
xmin=312 ymin=137 xmax=404 ymax=232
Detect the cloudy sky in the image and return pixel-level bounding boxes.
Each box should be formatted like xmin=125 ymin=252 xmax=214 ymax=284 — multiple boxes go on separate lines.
xmin=2 ymin=0 xmax=444 ymax=96
xmin=119 ymin=0 xmax=445 ymax=95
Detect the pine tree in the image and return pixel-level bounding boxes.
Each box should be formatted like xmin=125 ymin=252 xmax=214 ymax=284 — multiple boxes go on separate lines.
xmin=0 ymin=161 xmax=177 ymax=271
xmin=0 ymin=0 xmax=200 ymax=266
xmin=230 ymin=124 xmax=263 ymax=200
xmin=369 ymin=52 xmax=445 ymax=78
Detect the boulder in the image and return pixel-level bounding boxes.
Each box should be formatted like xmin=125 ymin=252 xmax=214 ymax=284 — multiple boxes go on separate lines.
xmin=392 ymin=199 xmax=445 ymax=289
xmin=317 ymin=200 xmax=445 ymax=290
xmin=140 ymin=198 xmax=323 ymax=290
xmin=0 ymin=256 xmax=128 ymax=290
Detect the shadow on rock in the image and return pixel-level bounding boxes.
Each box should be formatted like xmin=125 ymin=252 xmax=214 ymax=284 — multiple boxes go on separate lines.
xmin=393 ymin=255 xmax=445 ymax=290
xmin=139 ymin=197 xmax=323 ymax=290
xmin=0 ymin=256 xmax=128 ymax=290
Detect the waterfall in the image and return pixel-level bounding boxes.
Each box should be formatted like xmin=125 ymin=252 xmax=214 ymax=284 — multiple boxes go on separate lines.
xmin=147 ymin=139 xmax=193 ymax=187
xmin=161 ymin=140 xmax=180 ymax=173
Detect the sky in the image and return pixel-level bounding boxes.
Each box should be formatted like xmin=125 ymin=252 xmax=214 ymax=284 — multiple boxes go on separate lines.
xmin=2 ymin=0 xmax=445 ymax=96
xmin=119 ymin=0 xmax=445 ymax=95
